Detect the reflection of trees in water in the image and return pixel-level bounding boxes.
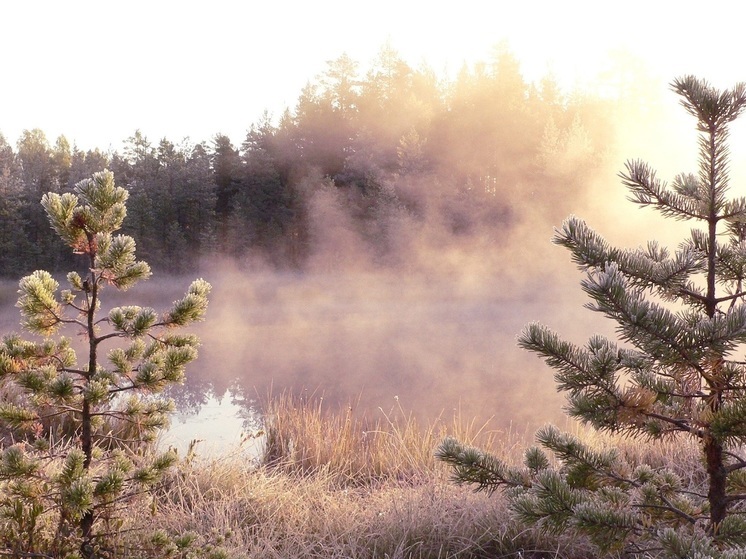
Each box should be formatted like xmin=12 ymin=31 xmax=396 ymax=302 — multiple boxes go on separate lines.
xmin=166 ymin=374 xmax=262 ymax=433
xmin=166 ymin=367 xmax=236 ymax=415
xmin=165 ymin=377 xmax=214 ymax=416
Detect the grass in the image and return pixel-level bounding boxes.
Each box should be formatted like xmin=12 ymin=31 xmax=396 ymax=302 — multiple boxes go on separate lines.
xmin=1 ymin=391 xmax=706 ymax=558
xmin=259 ymin=392 xmax=506 ymax=485
xmin=135 ymin=395 xmax=613 ymax=559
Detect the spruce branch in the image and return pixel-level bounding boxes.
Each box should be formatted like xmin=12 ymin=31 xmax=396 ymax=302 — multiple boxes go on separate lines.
xmin=555 ymin=216 xmax=709 ymax=307
xmin=672 ymin=76 xmax=746 ymax=131
xmin=621 ymin=160 xmax=707 ymax=220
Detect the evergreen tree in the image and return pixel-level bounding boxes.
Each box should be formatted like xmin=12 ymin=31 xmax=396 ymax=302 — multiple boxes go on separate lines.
xmin=68 ymin=146 xmax=110 ymax=186
xmin=52 ymin=135 xmax=72 ymax=190
xmin=16 ymin=129 xmax=67 ymax=271
xmin=17 ymin=128 xmax=54 ymax=194
xmin=234 ymin=122 xmax=297 ymax=260
xmin=0 ymin=170 xmax=210 ymax=557
xmin=320 ymin=52 xmax=360 ymax=115
xmin=211 ymin=134 xmax=241 ymax=219
xmin=176 ymin=141 xmax=217 ymax=259
xmin=0 ymin=134 xmax=33 ymax=275
xmin=438 ymin=77 xmax=746 ymax=557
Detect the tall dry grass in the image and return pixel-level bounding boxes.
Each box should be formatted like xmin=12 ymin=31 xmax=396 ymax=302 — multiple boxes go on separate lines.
xmin=0 ymin=388 xmax=709 ymax=558
xmin=259 ymin=392 xmax=513 ymax=486
xmin=140 ymin=394 xmax=611 ymax=559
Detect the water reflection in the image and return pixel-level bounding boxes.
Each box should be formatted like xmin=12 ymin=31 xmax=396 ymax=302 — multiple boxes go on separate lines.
xmin=159 ymin=391 xmax=260 ymax=456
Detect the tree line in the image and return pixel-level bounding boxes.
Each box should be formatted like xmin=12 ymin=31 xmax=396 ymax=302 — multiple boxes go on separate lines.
xmin=0 ymin=45 xmax=619 ymax=277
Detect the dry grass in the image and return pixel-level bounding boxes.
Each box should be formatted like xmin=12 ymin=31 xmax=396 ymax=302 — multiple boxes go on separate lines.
xmin=0 ymin=388 xmax=710 ymax=558
xmin=150 ymin=458 xmax=593 ymax=559
xmin=259 ymin=392 xmax=510 ymax=486
xmin=135 ymin=395 xmax=615 ymax=559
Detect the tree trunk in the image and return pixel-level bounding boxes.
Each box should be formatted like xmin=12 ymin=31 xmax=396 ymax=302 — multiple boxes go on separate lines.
xmin=703 ymin=123 xmax=727 ymax=532
xmin=80 ymin=396 xmax=94 ymax=556
xmin=80 ymin=252 xmax=97 ymax=558
xmin=705 ymin=434 xmax=728 ymax=532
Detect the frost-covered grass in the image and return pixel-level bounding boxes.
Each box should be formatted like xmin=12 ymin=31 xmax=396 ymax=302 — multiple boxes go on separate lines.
xmin=0 ymin=391 xmax=705 ymax=558
xmin=135 ymin=394 xmax=702 ymax=559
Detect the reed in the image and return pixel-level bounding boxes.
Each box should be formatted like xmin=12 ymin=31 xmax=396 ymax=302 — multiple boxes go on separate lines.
xmin=143 ymin=394 xmax=619 ymax=558
xmin=260 ymin=392 xmax=506 ymax=486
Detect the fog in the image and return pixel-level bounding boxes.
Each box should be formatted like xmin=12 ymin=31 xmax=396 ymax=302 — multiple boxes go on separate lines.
xmin=5 ymin=69 xmax=746 ymax=439
xmin=1 ymin=184 xmax=603 ymax=433
xmin=175 ymin=88 xmax=708 ymax=431
xmin=0 ymin=177 xmax=614 ymax=435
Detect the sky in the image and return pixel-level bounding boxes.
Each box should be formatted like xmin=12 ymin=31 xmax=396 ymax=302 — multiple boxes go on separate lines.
xmin=2 ymin=0 xmax=746 ymax=152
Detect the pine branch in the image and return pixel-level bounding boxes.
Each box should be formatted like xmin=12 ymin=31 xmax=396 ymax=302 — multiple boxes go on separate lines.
xmin=106 ymin=382 xmax=139 ymax=395
xmin=726 ymin=460 xmax=746 ymax=473
xmin=641 ymin=411 xmax=703 ymax=437
xmin=722 ymin=197 xmax=746 ymax=220
xmin=518 ymin=324 xmax=596 ymax=385
xmin=93 ymin=331 xmax=126 ymax=344
xmin=621 ymin=160 xmax=707 ymax=221
xmin=436 ymin=437 xmax=529 ymax=493
xmin=716 ymin=291 xmax=746 ymax=304
xmin=633 ymin=495 xmax=699 ymax=525
xmin=37 ymin=406 xmax=83 ymax=420
xmin=59 ymin=317 xmax=87 ymax=329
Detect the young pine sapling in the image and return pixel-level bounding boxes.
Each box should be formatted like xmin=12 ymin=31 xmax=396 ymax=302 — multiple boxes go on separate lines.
xmin=0 ymin=170 xmax=210 ymax=558
xmin=439 ymin=77 xmax=746 ymax=558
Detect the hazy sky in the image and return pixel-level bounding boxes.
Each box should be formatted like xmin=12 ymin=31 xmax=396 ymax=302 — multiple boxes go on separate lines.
xmin=2 ymin=0 xmax=745 ymax=151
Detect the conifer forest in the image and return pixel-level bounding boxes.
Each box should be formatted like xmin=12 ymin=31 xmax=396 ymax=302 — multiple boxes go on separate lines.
xmin=0 ymin=48 xmax=615 ymax=279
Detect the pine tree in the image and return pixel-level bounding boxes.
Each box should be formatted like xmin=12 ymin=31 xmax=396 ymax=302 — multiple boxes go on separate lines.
xmin=0 ymin=170 xmax=210 ymax=558
xmin=438 ymin=77 xmax=746 ymax=558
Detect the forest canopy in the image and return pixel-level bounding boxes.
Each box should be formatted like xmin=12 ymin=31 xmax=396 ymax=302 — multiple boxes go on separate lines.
xmin=0 ymin=46 xmax=625 ymax=277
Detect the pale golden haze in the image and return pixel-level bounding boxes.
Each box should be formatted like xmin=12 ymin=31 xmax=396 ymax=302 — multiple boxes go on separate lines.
xmin=3 ymin=0 xmax=744 ymax=152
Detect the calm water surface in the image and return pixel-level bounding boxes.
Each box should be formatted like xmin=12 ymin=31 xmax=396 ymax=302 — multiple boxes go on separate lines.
xmin=0 ymin=266 xmax=610 ymax=456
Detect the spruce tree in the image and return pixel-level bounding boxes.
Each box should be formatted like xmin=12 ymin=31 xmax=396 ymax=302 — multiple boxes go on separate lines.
xmin=438 ymin=77 xmax=746 ymax=557
xmin=0 ymin=170 xmax=210 ymax=558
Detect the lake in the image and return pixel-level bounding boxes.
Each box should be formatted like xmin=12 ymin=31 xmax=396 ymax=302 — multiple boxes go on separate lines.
xmin=0 ymin=260 xmax=610 ymax=455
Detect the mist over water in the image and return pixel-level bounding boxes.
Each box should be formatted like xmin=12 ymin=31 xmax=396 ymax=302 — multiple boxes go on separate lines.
xmin=162 ymin=188 xmax=621 ymax=439
xmin=0 ymin=148 xmax=675 ymax=443
xmin=185 ymin=254 xmax=595 ymax=430
xmin=4 ymin=62 xmax=734 ymax=446
xmin=0 ymin=205 xmax=608 ymax=439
